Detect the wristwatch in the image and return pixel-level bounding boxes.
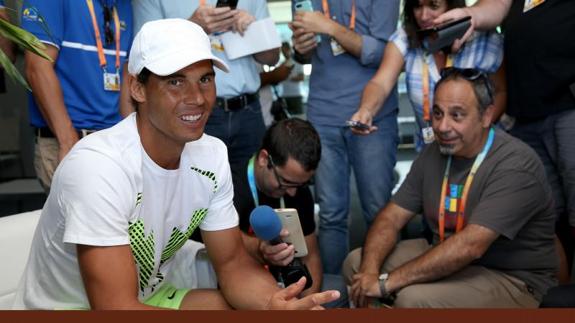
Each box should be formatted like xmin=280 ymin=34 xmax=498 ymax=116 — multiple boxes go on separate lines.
xmin=378 ymin=273 xmax=396 ymax=305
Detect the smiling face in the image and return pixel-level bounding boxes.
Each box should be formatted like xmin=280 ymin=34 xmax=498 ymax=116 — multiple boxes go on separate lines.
xmin=131 ymin=60 xmax=216 ymax=160
xmin=432 ymin=79 xmax=493 ymax=158
xmin=413 ymin=0 xmax=449 ymax=29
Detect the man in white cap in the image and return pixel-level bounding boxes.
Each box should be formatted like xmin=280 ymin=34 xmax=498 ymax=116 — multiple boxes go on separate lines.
xmin=12 ymin=18 xmax=338 ymax=310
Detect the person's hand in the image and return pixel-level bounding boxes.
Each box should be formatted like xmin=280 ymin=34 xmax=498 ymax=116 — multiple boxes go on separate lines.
xmin=350 ymin=272 xmax=381 ymax=308
xmin=190 ymin=5 xmax=237 ymax=34
xmin=231 ymin=9 xmax=255 ymax=36
xmin=289 ymin=23 xmax=318 ymax=55
xmin=292 ymin=11 xmax=334 ymax=36
xmin=267 ymin=277 xmax=340 ymax=310
xmin=433 ymin=8 xmax=475 ymax=53
xmin=349 ymin=109 xmax=378 ymax=136
xmin=259 ymin=229 xmax=295 ymax=266
xmin=57 ymin=133 xmax=80 ymax=162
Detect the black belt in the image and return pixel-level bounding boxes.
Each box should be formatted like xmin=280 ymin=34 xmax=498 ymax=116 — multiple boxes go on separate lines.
xmin=35 ymin=127 xmax=97 ymax=139
xmin=216 ymin=93 xmax=258 ymax=112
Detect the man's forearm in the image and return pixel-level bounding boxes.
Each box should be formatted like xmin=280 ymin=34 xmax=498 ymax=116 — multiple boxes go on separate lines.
xmin=217 ymin=250 xmax=279 ymax=309
xmin=470 ymin=0 xmax=512 ymax=30
xmin=359 ymin=211 xmax=401 ymax=274
xmin=328 ymin=22 xmax=362 ymax=58
xmin=25 ymin=51 xmax=77 ymax=145
xmin=254 ymin=48 xmax=280 ymax=66
xmin=385 ymin=224 xmax=497 ymax=293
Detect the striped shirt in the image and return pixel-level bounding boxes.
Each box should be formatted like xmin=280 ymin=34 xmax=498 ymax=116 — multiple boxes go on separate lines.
xmin=391 ymin=27 xmax=503 ymax=148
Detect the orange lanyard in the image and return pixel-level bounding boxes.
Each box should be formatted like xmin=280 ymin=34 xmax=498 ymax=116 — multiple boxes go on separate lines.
xmin=321 ymin=0 xmax=356 ymax=30
xmin=422 ymin=55 xmax=453 ymax=122
xmin=86 ymin=0 xmax=121 ymax=71
xmin=437 ymin=127 xmax=495 ymax=242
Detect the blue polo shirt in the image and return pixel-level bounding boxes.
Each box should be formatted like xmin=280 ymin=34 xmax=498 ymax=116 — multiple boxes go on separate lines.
xmin=300 ymin=0 xmax=399 ymax=126
xmin=21 ymin=0 xmax=132 ymax=130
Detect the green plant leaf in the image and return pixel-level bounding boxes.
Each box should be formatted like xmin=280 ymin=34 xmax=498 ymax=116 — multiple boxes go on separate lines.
xmin=0 ymin=18 xmax=52 ymax=62
xmin=0 ymin=47 xmax=30 ymax=91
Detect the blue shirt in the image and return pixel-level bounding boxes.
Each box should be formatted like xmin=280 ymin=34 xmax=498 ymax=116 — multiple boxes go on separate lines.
xmin=132 ymin=0 xmax=270 ymax=98
xmin=21 ymin=0 xmax=133 ymax=129
xmin=303 ymin=0 xmax=399 ymax=126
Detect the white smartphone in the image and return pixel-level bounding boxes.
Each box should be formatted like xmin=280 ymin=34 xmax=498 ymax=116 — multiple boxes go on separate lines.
xmin=274 ymin=208 xmax=308 ymax=257
xmin=294 ymin=0 xmax=322 ymax=43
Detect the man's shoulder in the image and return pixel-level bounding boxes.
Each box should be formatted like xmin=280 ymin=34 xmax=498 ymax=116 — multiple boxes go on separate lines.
xmin=488 ymin=129 xmax=545 ymax=174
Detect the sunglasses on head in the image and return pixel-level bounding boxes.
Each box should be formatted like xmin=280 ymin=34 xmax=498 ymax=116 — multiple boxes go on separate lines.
xmin=102 ymin=5 xmax=114 ymax=46
xmin=440 ymin=67 xmax=494 ymax=103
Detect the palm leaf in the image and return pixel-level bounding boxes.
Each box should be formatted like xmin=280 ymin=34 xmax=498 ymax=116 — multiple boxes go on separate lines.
xmin=0 ymin=18 xmax=51 ymax=61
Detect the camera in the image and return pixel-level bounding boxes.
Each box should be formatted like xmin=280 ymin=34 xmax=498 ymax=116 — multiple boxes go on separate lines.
xmin=269 ymin=258 xmax=313 ymax=290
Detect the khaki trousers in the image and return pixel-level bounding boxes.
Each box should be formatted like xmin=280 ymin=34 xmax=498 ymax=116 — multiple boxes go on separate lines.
xmin=342 ymin=239 xmax=539 ymax=308
xmin=34 ymin=137 xmax=59 ymax=193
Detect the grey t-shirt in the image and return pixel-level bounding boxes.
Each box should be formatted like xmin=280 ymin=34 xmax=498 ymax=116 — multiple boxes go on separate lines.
xmin=392 ymin=129 xmax=558 ymax=300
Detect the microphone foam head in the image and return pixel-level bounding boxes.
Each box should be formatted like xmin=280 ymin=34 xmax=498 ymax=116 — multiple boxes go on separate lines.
xmin=249 ymin=205 xmax=282 ymax=241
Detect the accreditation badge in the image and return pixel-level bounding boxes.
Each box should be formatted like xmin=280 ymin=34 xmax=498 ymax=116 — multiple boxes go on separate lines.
xmin=210 ymin=36 xmax=225 ymax=52
xmin=422 ymin=126 xmax=435 ymax=144
xmin=103 ymin=71 xmax=120 ymax=92
xmin=524 ymin=0 xmax=546 ymax=12
xmin=330 ymin=38 xmax=346 ymax=56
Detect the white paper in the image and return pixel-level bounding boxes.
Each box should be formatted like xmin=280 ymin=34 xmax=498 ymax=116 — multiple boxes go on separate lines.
xmin=220 ymin=17 xmax=281 ymax=60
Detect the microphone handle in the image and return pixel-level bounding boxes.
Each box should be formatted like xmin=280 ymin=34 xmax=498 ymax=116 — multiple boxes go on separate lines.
xmin=268 ymin=237 xmax=283 ymax=245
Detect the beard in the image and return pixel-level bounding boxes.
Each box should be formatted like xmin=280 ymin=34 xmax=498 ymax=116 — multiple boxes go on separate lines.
xmin=438 ymin=143 xmax=455 ymax=155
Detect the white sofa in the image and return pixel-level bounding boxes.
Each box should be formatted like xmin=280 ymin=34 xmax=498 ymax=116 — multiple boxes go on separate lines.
xmin=0 ymin=209 xmax=41 ymax=309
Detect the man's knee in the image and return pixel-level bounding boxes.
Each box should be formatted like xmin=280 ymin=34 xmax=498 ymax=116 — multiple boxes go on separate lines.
xmin=342 ymin=248 xmax=362 ymax=285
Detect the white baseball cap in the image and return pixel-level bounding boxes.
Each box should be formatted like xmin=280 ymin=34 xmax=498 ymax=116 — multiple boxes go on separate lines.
xmin=128 ymin=18 xmax=229 ymax=76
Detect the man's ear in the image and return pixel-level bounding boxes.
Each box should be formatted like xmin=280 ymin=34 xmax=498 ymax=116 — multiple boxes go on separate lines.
xmin=257 ymin=149 xmax=268 ymax=168
xmin=482 ymin=104 xmax=495 ymax=128
xmin=129 ymin=75 xmax=146 ymax=104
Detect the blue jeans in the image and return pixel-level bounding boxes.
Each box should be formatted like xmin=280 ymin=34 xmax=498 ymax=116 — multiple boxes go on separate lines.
xmin=314 ymin=115 xmax=398 ymax=274
xmin=205 ymin=99 xmax=266 ymax=166
xmin=321 ymin=273 xmax=349 ymax=308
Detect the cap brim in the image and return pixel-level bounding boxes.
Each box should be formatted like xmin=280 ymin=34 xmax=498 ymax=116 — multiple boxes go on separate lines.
xmin=145 ymin=50 xmax=229 ymax=76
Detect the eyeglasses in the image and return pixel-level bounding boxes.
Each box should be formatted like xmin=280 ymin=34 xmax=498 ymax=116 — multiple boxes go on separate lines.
xmin=102 ymin=5 xmax=114 ymax=46
xmin=267 ymin=154 xmax=313 ymax=190
xmin=440 ymin=67 xmax=494 ymax=104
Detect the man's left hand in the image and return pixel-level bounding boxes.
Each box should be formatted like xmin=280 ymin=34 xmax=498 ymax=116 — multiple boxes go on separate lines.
xmin=350 ymin=272 xmax=381 ymax=308
xmin=267 ymin=277 xmax=340 ymax=310
xmin=232 ymin=10 xmax=255 ymax=36
xmin=292 ymin=11 xmax=335 ymax=36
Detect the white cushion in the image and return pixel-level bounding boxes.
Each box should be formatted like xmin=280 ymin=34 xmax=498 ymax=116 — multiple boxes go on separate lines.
xmin=0 ymin=210 xmax=41 ymax=309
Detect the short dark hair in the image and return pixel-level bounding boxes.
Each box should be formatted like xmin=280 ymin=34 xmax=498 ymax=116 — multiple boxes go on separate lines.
xmin=436 ymin=67 xmax=494 ymax=115
xmin=260 ymin=118 xmax=321 ymax=172
xmin=131 ymin=67 xmax=152 ymax=111
xmin=403 ymin=0 xmax=467 ymax=49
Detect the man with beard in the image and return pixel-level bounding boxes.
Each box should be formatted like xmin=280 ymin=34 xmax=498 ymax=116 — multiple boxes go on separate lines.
xmin=342 ymin=68 xmax=557 ymax=308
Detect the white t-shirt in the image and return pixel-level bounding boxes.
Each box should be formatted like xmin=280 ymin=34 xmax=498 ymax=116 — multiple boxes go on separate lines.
xmin=12 ymin=113 xmax=239 ymax=309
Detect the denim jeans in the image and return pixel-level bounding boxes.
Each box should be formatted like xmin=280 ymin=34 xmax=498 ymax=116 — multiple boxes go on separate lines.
xmin=204 ymin=99 xmax=266 ymax=166
xmin=510 ymin=109 xmax=575 ymax=227
xmin=313 ymin=115 xmax=398 ymax=274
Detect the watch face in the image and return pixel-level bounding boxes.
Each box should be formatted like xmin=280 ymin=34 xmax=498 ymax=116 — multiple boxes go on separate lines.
xmin=379 ymin=273 xmax=389 ymax=281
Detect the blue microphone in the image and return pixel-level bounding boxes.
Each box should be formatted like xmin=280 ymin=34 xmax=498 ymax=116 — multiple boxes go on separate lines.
xmin=248 ymin=205 xmax=314 ymax=290
xmin=249 ymin=205 xmax=283 ymax=245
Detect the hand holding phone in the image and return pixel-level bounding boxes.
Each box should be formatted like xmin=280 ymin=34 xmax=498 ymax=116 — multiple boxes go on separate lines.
xmin=346 ymin=120 xmax=371 ymax=131
xmin=216 ymin=0 xmax=238 ymax=10
xmin=417 ymin=16 xmax=471 ymax=53
xmin=294 ymin=0 xmax=321 ymax=43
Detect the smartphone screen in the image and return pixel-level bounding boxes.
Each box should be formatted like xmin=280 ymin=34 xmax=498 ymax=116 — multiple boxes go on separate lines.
xmin=216 ymin=0 xmax=238 ymax=9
